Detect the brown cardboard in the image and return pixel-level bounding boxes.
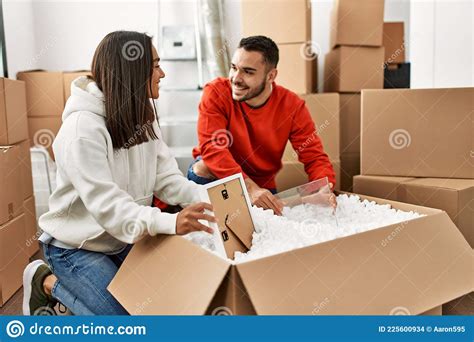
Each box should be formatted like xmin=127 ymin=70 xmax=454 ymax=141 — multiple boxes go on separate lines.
xmin=17 ymin=71 xmax=65 ymax=117
xmin=241 ymin=0 xmax=311 ymax=44
xmin=206 ymin=177 xmax=255 ymax=259
xmin=283 ymin=93 xmax=339 ymax=161
xmin=63 ymin=71 xmax=91 ymax=100
xmin=400 ymin=178 xmax=474 ymax=248
xmin=383 ymin=22 xmax=405 ymax=64
xmin=443 ymin=292 xmax=474 ymax=315
xmin=23 ymin=196 xmax=39 ymax=257
xmin=18 ymin=139 xmax=34 ymax=200
xmin=324 ymin=46 xmax=385 ymax=93
xmin=339 ymin=94 xmax=361 ymax=155
xmin=0 ymin=146 xmax=24 ymax=225
xmin=340 ymin=152 xmax=360 ymax=192
xmin=353 ymin=175 xmax=416 ymax=202
xmin=0 ymin=214 xmax=29 ymax=306
xmin=353 ymin=176 xmax=474 ymax=248
xmin=361 ymin=88 xmax=474 ymax=178
xmin=278 ymin=43 xmax=317 ymax=94
xmin=28 ymin=116 xmax=62 ymax=159
xmin=109 ymin=194 xmax=473 ymax=315
xmin=276 ymin=160 xmax=340 ymax=192
xmin=0 ymin=78 xmax=28 ymax=145
xmin=330 ymin=0 xmax=384 ymax=48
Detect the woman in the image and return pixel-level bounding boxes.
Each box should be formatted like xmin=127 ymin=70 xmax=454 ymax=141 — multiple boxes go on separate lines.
xmin=22 ymin=31 xmax=216 ymax=315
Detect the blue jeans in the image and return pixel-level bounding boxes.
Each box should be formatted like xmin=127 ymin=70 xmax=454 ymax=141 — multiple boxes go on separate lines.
xmin=187 ymin=157 xmax=277 ymax=194
xmin=42 ymin=242 xmax=132 ymax=315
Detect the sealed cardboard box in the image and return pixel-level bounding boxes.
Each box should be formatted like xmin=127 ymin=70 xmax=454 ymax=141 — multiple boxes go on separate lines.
xmin=278 ymin=43 xmax=317 ymax=94
xmin=339 ymin=94 xmax=360 ymax=155
xmin=28 ymin=116 xmax=62 ymax=160
xmin=0 ymin=214 xmax=29 ymax=307
xmin=284 ymin=93 xmax=340 ymax=161
xmin=0 ymin=78 xmax=28 ymax=145
xmin=353 ymin=175 xmax=416 ymax=202
xmin=384 ymin=63 xmax=410 ymax=89
xmin=383 ymin=22 xmax=405 ymax=64
xmin=340 ymin=152 xmax=360 ymax=192
xmin=17 ymin=71 xmax=65 ymax=117
xmin=353 ymin=176 xmax=474 ymax=248
xmin=0 ymin=145 xmax=24 ymax=225
xmin=276 ymin=160 xmax=340 ymax=192
xmin=241 ymin=0 xmax=311 ymax=44
xmin=18 ymin=139 xmax=34 ymax=200
xmin=324 ymin=46 xmax=384 ymax=93
xmin=330 ymin=0 xmax=384 ymax=48
xmin=108 ymin=194 xmax=472 ymax=315
xmin=23 ymin=196 xmax=39 ymax=257
xmin=63 ymin=71 xmax=91 ymax=100
xmin=361 ymin=87 xmax=474 ymax=179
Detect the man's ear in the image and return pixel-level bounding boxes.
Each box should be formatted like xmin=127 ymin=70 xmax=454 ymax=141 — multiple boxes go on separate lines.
xmin=267 ymin=68 xmax=278 ymax=83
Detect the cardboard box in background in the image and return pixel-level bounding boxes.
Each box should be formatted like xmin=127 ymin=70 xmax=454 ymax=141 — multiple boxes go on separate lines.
xmin=108 ymin=194 xmax=472 ymax=315
xmin=276 ymin=159 xmax=340 ymax=192
xmin=63 ymin=71 xmax=91 ymax=100
xmin=361 ymin=88 xmax=474 ymax=179
xmin=353 ymin=176 xmax=474 ymax=248
xmin=28 ymin=116 xmax=62 ymax=160
xmin=383 ymin=22 xmax=405 ymax=64
xmin=0 ymin=214 xmax=29 ymax=307
xmin=0 ymin=78 xmax=28 ymax=145
xmin=340 ymin=152 xmax=360 ymax=192
xmin=278 ymin=44 xmax=317 ymax=94
xmin=241 ymin=0 xmax=311 ymax=44
xmin=284 ymin=93 xmax=340 ymax=162
xmin=339 ymin=94 xmax=361 ymax=155
xmin=384 ymin=63 xmax=410 ymax=89
xmin=324 ymin=46 xmax=384 ymax=93
xmin=23 ymin=196 xmax=39 ymax=257
xmin=18 ymin=139 xmax=34 ymax=200
xmin=330 ymin=0 xmax=385 ymax=48
xmin=353 ymin=175 xmax=416 ymax=202
xmin=17 ymin=71 xmax=64 ymax=117
xmin=0 ymin=145 xmax=24 ymax=225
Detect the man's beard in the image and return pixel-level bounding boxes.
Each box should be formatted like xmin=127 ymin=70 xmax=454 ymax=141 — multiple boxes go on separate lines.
xmin=234 ymin=78 xmax=266 ymax=102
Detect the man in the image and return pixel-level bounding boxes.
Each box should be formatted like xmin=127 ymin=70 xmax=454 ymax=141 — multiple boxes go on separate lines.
xmin=189 ymin=36 xmax=336 ymax=215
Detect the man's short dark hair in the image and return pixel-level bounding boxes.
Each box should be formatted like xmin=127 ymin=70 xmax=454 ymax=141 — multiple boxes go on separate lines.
xmin=238 ymin=36 xmax=279 ymax=69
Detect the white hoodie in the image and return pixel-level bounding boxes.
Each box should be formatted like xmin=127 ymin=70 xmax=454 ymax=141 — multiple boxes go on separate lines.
xmin=38 ymin=76 xmax=201 ymax=253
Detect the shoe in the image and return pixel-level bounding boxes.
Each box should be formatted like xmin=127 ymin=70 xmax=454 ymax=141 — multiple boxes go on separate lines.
xmin=22 ymin=260 xmax=58 ymax=315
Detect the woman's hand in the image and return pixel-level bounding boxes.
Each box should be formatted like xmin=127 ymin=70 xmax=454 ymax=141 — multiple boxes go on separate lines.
xmin=176 ymin=202 xmax=216 ymax=235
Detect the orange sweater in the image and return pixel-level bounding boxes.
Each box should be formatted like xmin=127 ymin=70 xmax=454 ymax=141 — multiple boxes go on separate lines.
xmin=192 ymin=78 xmax=336 ymax=189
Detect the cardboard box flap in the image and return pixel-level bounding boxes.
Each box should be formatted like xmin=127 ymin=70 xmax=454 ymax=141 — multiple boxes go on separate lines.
xmin=108 ymin=235 xmax=230 ymax=315
xmin=236 ymin=206 xmax=472 ymax=315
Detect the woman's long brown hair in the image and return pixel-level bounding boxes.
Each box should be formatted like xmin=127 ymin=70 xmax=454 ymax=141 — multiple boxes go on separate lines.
xmin=91 ymin=31 xmax=158 ymax=149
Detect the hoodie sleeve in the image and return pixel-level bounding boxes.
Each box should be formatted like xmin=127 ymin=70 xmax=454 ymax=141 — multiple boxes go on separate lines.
xmin=63 ymin=136 xmax=178 ymax=244
xmin=152 ymin=137 xmax=202 ymax=206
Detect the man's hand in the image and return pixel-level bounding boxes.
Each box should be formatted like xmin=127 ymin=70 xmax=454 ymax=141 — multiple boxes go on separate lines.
xmin=301 ymin=182 xmax=337 ymax=209
xmin=245 ymin=178 xmax=283 ymax=215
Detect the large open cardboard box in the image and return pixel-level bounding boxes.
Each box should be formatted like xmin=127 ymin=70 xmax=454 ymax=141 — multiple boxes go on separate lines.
xmin=109 ymin=194 xmax=473 ymax=315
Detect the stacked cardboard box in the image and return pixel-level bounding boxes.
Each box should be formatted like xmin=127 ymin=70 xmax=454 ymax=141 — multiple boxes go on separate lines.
xmin=322 ymin=0 xmax=385 ymax=192
xmin=0 ymin=78 xmax=35 ymax=306
xmin=276 ymin=93 xmax=340 ymax=191
xmin=241 ymin=0 xmax=316 ymax=94
xmin=17 ymin=70 xmax=91 ymax=159
xmin=382 ymin=22 xmax=410 ymax=88
xmin=355 ymin=87 xmax=474 ymax=315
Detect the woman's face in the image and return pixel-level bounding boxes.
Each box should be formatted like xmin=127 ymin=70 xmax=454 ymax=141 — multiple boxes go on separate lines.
xmin=149 ymin=45 xmax=165 ymax=99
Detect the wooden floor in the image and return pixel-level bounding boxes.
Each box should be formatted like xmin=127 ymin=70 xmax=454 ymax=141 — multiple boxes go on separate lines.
xmin=1 ymin=250 xmax=472 ymax=316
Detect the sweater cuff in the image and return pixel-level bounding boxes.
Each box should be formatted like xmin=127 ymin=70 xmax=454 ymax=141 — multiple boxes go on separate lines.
xmin=150 ymin=212 xmax=178 ymax=235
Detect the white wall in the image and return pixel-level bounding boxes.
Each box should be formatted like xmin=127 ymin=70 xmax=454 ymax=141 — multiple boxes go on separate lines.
xmin=410 ymin=0 xmax=473 ymax=88
xmin=3 ymin=0 xmax=37 ymax=78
